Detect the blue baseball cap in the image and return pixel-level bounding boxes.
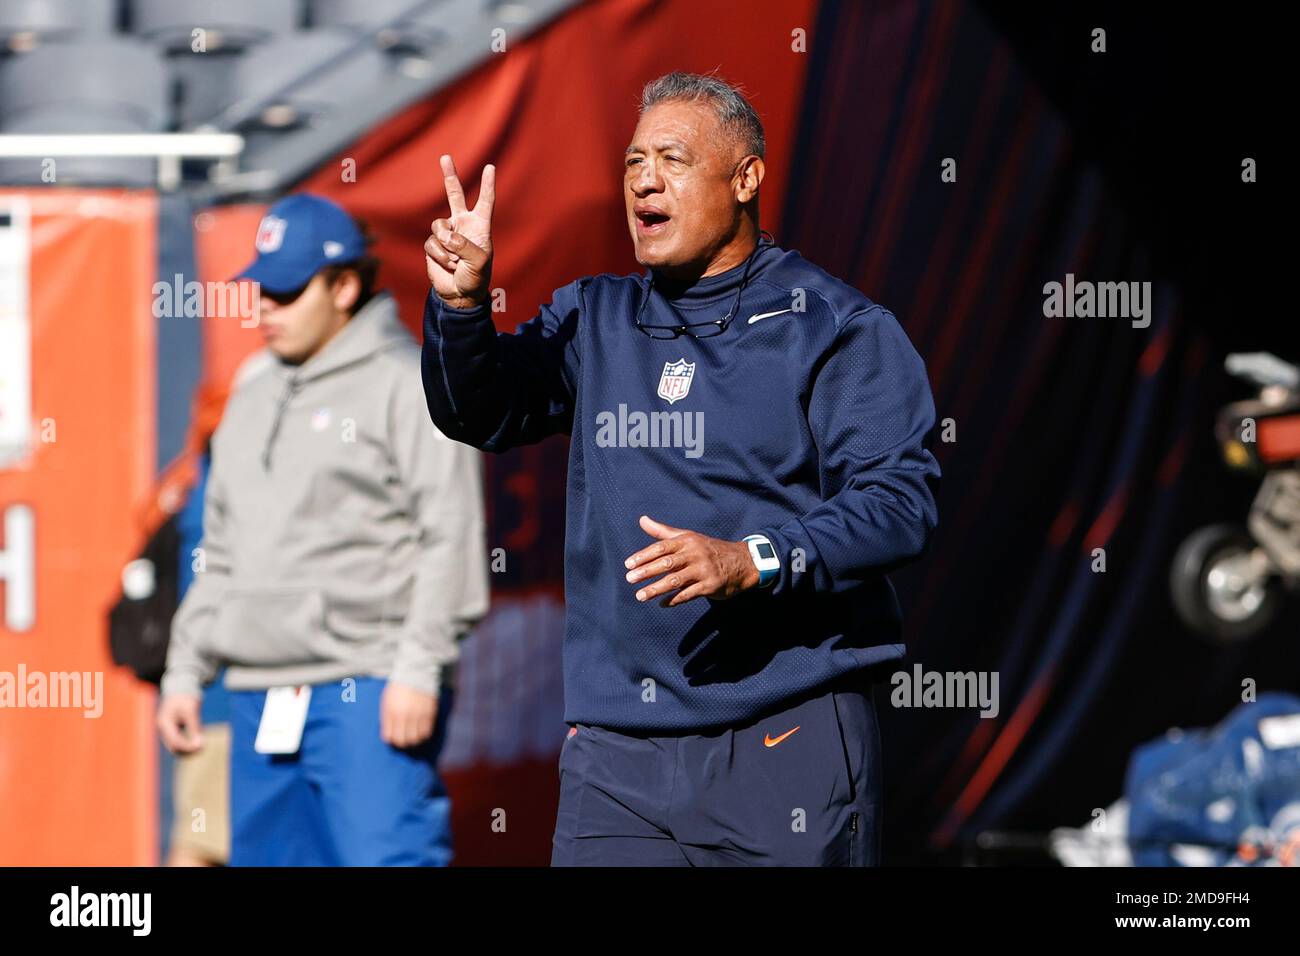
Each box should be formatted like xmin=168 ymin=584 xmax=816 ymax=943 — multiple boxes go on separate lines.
xmin=236 ymin=193 xmax=368 ymax=293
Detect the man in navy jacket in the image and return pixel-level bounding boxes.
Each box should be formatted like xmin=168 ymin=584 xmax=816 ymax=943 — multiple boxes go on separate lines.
xmin=422 ymin=71 xmax=939 ymax=866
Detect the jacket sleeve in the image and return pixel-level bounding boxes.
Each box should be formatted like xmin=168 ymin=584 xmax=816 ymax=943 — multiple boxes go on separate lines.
xmin=420 ymin=281 xmax=582 ymax=452
xmin=160 ymin=445 xmax=231 ymax=699
xmin=386 ymin=365 xmax=491 ymax=696
xmin=757 ymin=307 xmax=940 ymax=596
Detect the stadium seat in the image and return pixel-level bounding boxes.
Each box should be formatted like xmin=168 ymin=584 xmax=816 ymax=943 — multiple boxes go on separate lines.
xmin=130 ymin=0 xmax=301 ymax=53
xmin=310 ymin=0 xmax=429 ymax=32
xmin=0 ymin=0 xmax=117 ymax=50
xmin=226 ymin=29 xmax=395 ymax=132
xmin=0 ymin=38 xmax=169 ymax=131
xmin=311 ymin=0 xmax=449 ymax=53
xmin=170 ymin=50 xmax=243 ymax=129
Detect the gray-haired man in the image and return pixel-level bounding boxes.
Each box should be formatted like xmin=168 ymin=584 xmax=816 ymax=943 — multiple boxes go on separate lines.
xmin=422 ymin=73 xmax=939 ymax=866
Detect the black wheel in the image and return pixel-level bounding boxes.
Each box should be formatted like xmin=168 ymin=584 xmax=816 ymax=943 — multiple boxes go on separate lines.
xmin=1170 ymin=523 xmax=1282 ymax=643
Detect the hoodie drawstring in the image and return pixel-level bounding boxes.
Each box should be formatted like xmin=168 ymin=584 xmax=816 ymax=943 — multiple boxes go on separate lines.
xmin=262 ymin=375 xmax=299 ymax=471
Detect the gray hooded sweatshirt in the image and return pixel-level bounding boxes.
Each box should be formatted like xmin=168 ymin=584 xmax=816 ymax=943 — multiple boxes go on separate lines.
xmin=161 ymin=292 xmax=489 ymax=699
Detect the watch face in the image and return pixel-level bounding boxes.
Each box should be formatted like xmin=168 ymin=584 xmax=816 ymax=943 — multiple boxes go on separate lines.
xmin=755 ymin=542 xmax=776 ymax=560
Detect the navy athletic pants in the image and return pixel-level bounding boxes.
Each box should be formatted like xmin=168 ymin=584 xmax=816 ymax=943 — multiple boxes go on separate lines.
xmin=551 ymin=674 xmax=882 ymax=866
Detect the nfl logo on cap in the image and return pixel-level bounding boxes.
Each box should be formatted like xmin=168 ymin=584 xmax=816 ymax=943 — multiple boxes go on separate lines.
xmin=255 ymin=216 xmax=287 ymax=253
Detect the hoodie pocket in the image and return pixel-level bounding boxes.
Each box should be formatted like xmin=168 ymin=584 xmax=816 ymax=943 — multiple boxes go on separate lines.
xmin=211 ymin=587 xmax=333 ymax=668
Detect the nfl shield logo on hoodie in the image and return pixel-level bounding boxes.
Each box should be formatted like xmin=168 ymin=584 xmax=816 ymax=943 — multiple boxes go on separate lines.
xmin=657 ymin=358 xmax=695 ymax=404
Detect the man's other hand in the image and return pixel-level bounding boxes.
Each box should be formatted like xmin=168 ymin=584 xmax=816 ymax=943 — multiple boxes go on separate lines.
xmin=623 ymin=515 xmax=761 ymax=606
xmin=381 ymin=682 xmax=439 ymax=749
xmin=157 ymin=694 xmax=204 ymax=754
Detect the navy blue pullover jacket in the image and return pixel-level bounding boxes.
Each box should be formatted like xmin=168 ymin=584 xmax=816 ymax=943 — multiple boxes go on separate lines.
xmin=422 ymin=240 xmax=940 ymax=731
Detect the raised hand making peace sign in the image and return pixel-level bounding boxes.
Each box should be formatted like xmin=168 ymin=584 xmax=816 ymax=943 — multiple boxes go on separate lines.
xmin=425 ymin=154 xmax=496 ymax=309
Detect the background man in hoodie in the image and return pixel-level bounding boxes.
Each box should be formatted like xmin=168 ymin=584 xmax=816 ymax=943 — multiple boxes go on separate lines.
xmin=422 ymin=72 xmax=939 ymax=866
xmin=158 ymin=194 xmax=490 ymax=866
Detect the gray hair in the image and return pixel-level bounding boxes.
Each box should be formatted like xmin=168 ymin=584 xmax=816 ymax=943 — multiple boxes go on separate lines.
xmin=639 ymin=71 xmax=765 ymax=159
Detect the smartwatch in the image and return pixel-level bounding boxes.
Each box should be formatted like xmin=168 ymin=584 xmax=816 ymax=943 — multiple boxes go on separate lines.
xmin=743 ymin=534 xmax=780 ymax=589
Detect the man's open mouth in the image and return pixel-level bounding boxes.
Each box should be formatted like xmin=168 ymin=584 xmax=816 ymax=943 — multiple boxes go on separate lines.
xmin=635 ymin=207 xmax=671 ymax=233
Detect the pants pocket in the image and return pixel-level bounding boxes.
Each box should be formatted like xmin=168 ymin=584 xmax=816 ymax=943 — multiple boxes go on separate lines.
xmin=557 ymin=724 xmax=580 ymax=782
xmin=551 ymin=727 xmax=589 ymax=865
xmin=829 ymin=689 xmax=859 ymax=805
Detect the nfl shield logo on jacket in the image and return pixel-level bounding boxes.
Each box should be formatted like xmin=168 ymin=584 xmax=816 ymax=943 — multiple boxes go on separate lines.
xmin=657 ymin=358 xmax=695 ymax=404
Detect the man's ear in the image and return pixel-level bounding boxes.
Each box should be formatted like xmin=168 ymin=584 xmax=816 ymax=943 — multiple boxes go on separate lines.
xmin=331 ymin=269 xmax=362 ymax=314
xmin=734 ymin=155 xmax=765 ymax=204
